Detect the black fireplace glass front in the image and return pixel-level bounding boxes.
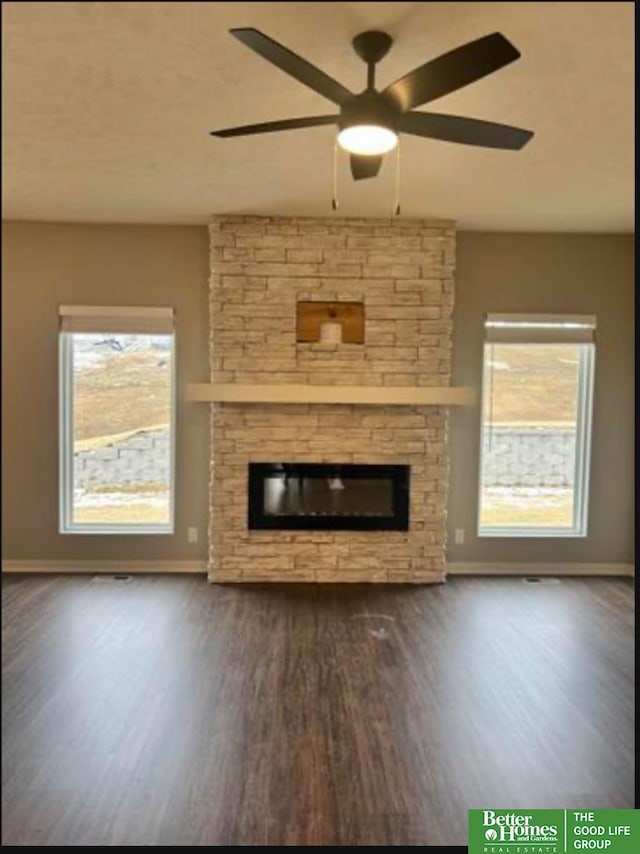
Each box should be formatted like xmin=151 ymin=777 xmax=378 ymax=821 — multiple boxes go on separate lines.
xmin=248 ymin=463 xmax=410 ymax=531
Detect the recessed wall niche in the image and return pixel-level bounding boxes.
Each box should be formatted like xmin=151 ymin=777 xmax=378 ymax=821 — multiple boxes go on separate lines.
xmin=296 ymin=300 xmax=365 ymax=344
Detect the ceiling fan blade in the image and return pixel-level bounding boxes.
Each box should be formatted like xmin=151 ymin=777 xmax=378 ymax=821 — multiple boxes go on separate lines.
xmin=350 ymin=154 xmax=383 ymax=181
xmin=211 ymin=114 xmax=338 ymax=138
xmin=399 ymin=111 xmax=534 ymax=150
xmin=230 ymin=28 xmax=353 ymax=106
xmin=383 ymin=32 xmax=521 ymax=112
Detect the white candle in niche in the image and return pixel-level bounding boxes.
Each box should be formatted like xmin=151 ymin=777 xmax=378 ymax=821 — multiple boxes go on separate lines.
xmin=319 ymin=320 xmax=343 ymax=344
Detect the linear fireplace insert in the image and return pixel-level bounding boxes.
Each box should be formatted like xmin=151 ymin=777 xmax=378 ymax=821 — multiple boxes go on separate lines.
xmin=248 ymin=463 xmax=410 ymax=531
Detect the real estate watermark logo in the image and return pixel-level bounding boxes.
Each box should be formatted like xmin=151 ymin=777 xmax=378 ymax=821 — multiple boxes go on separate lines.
xmin=471 ymin=809 xmax=559 ymax=851
xmin=469 ymin=809 xmax=639 ymax=854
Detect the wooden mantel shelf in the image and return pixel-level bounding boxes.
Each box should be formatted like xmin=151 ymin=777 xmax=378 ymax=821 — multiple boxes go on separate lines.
xmin=186 ymin=383 xmax=477 ymax=407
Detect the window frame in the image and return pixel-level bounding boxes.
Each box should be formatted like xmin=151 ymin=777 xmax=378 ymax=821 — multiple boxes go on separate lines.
xmin=477 ymin=337 xmax=595 ymax=539
xmin=58 ymin=328 xmax=177 ymax=535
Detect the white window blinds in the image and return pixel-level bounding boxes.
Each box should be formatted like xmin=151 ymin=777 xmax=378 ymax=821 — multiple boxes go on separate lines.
xmin=484 ymin=313 xmax=596 ymax=344
xmin=59 ymin=305 xmax=174 ymax=335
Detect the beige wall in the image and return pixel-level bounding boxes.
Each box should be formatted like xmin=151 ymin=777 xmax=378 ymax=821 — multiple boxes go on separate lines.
xmin=2 ymin=223 xmax=634 ymax=567
xmin=1 ymin=221 xmax=210 ymax=562
xmin=448 ymin=232 xmax=635 ymax=565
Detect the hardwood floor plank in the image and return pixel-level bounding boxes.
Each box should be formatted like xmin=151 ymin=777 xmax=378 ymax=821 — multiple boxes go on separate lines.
xmin=1 ymin=575 xmax=635 ymax=845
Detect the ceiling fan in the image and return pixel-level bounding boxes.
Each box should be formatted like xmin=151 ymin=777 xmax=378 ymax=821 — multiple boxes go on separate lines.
xmin=210 ymin=27 xmax=534 ymax=181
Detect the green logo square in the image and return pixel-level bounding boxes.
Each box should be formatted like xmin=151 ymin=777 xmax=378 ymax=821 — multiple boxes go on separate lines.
xmin=469 ymin=809 xmax=639 ymax=854
xmin=469 ymin=809 xmax=562 ymax=852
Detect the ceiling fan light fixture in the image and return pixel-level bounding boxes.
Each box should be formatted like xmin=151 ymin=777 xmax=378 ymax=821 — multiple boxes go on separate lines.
xmin=337 ymin=124 xmax=398 ymax=156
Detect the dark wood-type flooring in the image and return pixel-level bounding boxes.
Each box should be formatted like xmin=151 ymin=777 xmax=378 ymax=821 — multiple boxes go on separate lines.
xmin=1 ymin=575 xmax=635 ymax=845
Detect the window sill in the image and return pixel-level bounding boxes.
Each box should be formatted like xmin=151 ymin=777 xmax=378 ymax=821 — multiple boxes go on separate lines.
xmin=478 ymin=526 xmax=587 ymax=538
xmin=60 ymin=525 xmax=174 ymax=535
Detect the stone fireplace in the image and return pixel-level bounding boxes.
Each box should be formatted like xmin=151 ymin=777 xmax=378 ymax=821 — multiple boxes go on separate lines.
xmin=206 ymin=215 xmax=456 ymax=583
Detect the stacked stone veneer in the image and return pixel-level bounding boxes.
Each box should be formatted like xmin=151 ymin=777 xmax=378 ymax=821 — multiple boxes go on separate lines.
xmin=208 ymin=215 xmax=455 ymax=583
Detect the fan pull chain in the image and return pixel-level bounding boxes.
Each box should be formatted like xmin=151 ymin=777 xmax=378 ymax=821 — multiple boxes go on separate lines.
xmin=331 ymin=139 xmax=339 ymax=211
xmin=393 ymin=139 xmax=401 ymax=216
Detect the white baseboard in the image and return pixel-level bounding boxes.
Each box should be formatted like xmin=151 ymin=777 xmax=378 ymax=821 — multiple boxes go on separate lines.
xmin=448 ymin=561 xmax=635 ymax=577
xmin=2 ymin=559 xmax=207 ymax=575
xmin=3 ymin=560 xmax=634 ymax=579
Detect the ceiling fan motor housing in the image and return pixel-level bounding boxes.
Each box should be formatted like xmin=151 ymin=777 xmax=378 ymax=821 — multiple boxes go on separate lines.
xmin=338 ymin=90 xmax=399 ymax=134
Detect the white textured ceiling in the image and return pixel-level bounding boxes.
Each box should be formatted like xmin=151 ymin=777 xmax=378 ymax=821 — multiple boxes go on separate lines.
xmin=1 ymin=1 xmax=635 ymax=231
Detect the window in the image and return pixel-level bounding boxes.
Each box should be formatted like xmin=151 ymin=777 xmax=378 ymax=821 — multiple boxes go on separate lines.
xmin=59 ymin=306 xmax=175 ymax=534
xmin=478 ymin=314 xmax=595 ymax=537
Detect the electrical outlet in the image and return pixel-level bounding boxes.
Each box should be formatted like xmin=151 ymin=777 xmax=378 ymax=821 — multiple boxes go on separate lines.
xmin=187 ymin=527 xmax=199 ymax=543
xmin=454 ymin=528 xmax=465 ymax=544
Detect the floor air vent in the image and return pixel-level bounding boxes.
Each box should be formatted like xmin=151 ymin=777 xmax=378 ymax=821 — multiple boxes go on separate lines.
xmin=91 ymin=574 xmax=133 ymax=583
xmin=523 ymin=577 xmax=561 ymax=584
